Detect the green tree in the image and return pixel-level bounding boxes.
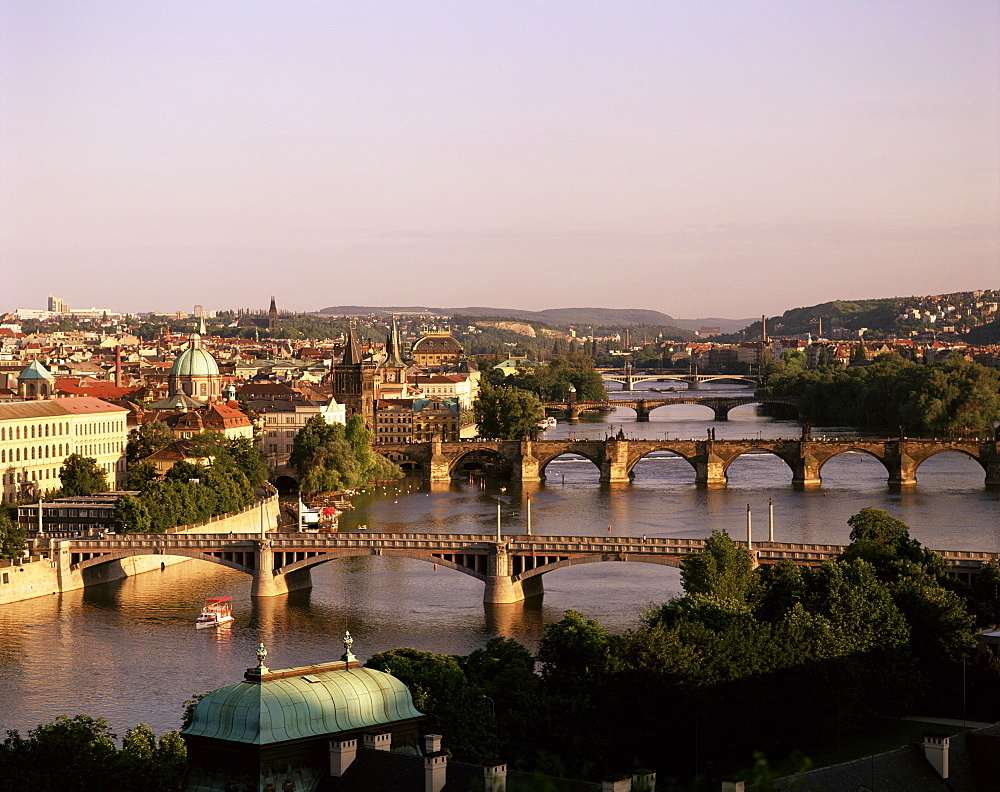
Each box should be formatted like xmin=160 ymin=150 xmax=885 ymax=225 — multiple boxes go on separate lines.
xmin=124 ymin=460 xmax=158 ymax=491
xmin=0 ymin=715 xmax=118 ymax=792
xmin=114 ymin=493 xmax=152 ymax=533
xmin=126 ymin=420 xmax=174 ymax=466
xmin=366 ymin=648 xmax=495 ymax=762
xmin=679 ymin=530 xmax=757 ymax=602
xmin=0 ymin=508 xmax=25 ymax=560
xmin=473 ymin=382 xmax=544 ymax=440
xmin=59 ymin=454 xmax=108 ymax=496
xmin=536 ymin=610 xmax=612 ymax=690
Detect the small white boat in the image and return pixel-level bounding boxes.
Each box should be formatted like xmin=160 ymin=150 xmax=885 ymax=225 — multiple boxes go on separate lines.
xmin=536 ymin=416 xmax=558 ymax=430
xmin=195 ymin=596 xmax=233 ymax=629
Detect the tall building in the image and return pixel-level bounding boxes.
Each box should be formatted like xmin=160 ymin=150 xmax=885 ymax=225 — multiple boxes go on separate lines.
xmin=267 ymin=296 xmax=278 ymax=331
xmin=47 ymin=296 xmax=68 ymax=314
xmin=330 ymin=327 xmax=376 ymax=426
xmin=0 ymin=397 xmax=128 ymax=500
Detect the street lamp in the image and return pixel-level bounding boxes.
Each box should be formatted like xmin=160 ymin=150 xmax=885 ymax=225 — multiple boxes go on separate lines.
xmin=496 ymin=498 xmax=501 ymax=542
xmin=526 ymin=497 xmax=532 ymax=536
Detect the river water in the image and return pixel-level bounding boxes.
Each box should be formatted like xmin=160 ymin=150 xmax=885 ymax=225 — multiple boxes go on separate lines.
xmin=2 ymin=383 xmax=998 ymax=737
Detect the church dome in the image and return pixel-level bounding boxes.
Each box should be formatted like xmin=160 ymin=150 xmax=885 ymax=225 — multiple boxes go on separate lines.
xmin=170 ymin=335 xmax=220 ymax=378
xmin=182 ymin=664 xmax=423 ymax=745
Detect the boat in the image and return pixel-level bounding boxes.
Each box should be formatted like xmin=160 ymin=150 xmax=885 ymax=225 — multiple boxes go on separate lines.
xmin=536 ymin=416 xmax=558 ymax=430
xmin=195 ymin=597 xmax=233 ymax=629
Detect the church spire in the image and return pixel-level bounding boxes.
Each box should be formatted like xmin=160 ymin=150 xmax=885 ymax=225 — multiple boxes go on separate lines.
xmin=342 ymin=326 xmax=362 ymax=366
xmin=384 ymin=316 xmax=405 ymax=368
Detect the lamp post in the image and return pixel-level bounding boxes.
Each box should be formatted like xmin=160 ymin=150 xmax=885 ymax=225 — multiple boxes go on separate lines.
xmin=496 ymin=498 xmax=501 ymax=542
xmin=526 ymin=497 xmax=532 ymax=536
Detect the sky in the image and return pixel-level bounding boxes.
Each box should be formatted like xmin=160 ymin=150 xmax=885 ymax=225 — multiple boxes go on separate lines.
xmin=2 ymin=1 xmax=998 ymax=319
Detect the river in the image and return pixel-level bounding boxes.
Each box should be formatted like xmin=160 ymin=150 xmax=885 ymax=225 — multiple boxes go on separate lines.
xmin=2 ymin=383 xmax=998 ymax=737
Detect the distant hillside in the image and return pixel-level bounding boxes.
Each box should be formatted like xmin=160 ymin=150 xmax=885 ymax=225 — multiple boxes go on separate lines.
xmin=315 ymin=305 xmax=752 ymax=334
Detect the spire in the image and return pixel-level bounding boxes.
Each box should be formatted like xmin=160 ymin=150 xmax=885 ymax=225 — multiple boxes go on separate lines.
xmin=342 ymin=326 xmax=362 ymax=366
xmin=384 ymin=316 xmax=405 ymax=367
xmin=198 ymin=316 xmax=207 ymax=335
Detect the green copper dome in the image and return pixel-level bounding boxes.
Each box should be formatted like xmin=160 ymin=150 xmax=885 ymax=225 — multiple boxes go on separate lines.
xmin=182 ymin=664 xmax=423 ymax=745
xmin=170 ymin=335 xmax=220 ymax=378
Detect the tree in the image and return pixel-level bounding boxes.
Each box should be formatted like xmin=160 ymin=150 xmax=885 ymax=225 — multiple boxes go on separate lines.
xmin=679 ymin=530 xmax=756 ymax=602
xmin=114 ymin=493 xmax=151 ymax=534
xmin=126 ymin=421 xmax=174 ymax=466
xmin=59 ymin=454 xmax=108 ymax=496
xmin=0 ymin=508 xmax=25 ymax=560
xmin=124 ymin=460 xmax=158 ymax=491
xmin=473 ymin=382 xmax=544 ymax=440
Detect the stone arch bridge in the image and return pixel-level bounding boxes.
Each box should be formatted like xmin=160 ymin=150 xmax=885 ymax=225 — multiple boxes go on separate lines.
xmin=597 ymin=371 xmax=762 ymax=391
xmin=374 ymin=437 xmax=1000 ymax=488
xmin=59 ymin=532 xmax=1000 ymax=604
xmin=543 ymin=396 xmax=801 ymax=422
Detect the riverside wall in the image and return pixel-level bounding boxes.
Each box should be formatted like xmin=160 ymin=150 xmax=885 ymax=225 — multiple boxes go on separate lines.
xmin=0 ymin=496 xmax=280 ymax=605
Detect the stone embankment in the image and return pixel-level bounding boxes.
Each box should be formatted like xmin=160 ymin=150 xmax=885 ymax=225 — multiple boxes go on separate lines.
xmin=0 ymin=494 xmax=279 ymax=605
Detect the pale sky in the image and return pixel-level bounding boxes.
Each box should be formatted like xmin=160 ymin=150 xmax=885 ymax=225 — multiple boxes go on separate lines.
xmin=2 ymin=1 xmax=998 ymax=319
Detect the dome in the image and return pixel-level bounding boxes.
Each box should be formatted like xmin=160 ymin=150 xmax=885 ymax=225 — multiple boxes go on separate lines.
xmin=170 ymin=344 xmax=220 ymax=378
xmin=411 ymin=333 xmax=463 ymax=355
xmin=182 ymin=664 xmax=423 ymax=746
xmin=17 ymin=359 xmax=55 ymax=380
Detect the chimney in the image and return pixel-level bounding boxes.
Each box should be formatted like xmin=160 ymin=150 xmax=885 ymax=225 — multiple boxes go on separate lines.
xmin=329 ymin=737 xmax=357 ymax=777
xmin=484 ymin=763 xmax=507 ymax=792
xmin=363 ymin=731 xmax=392 ymax=752
xmin=721 ymin=783 xmax=745 ymax=792
xmin=632 ymin=771 xmax=656 ymax=791
xmin=424 ymin=734 xmax=447 ymax=792
xmin=923 ymin=734 xmax=950 ymax=778
xmin=602 ymin=778 xmax=631 ymax=792
xmin=114 ymin=346 xmax=122 ymax=388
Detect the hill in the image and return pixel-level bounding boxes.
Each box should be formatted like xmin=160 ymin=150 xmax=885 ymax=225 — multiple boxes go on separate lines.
xmin=315 ymin=305 xmax=752 ymax=333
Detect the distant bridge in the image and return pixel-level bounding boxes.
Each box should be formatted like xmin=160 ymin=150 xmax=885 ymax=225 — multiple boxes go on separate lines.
xmin=374 ymin=437 xmax=1000 ymax=488
xmin=596 ymin=370 xmax=762 ymax=391
xmin=56 ymin=532 xmax=1000 ymax=603
xmin=542 ymin=396 xmax=801 ymax=422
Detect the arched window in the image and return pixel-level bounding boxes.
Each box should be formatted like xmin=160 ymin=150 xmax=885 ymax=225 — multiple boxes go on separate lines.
xmin=15 ymin=448 xmax=20 ymax=461
xmin=45 ymin=424 xmax=49 ymax=437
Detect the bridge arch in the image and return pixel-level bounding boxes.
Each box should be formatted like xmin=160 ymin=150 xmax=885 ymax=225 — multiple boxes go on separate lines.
xmin=375 ymin=449 xmax=422 ymax=473
xmin=449 ymin=447 xmax=510 ymax=477
xmin=274 ymin=548 xmax=486 ymax=581
xmin=722 ymin=448 xmax=798 ymax=482
xmin=642 ymin=402 xmax=718 ymax=420
xmin=626 ymin=447 xmax=698 ymax=480
xmin=513 ymin=553 xmax=684 ymax=583
xmin=73 ymin=549 xmax=254 ymax=575
xmin=537 ymin=451 xmax=603 ymax=480
xmin=911 ymin=447 xmax=988 ymax=479
xmin=816 ymin=448 xmax=891 ymax=480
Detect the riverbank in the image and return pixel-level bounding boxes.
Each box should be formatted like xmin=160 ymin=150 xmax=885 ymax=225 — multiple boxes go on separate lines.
xmin=0 ymin=495 xmax=279 ymax=605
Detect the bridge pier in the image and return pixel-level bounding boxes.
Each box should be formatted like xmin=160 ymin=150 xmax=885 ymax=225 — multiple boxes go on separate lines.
xmin=885 ymin=444 xmax=918 ymax=488
xmin=250 ymin=540 xmax=313 ymax=597
xmin=484 ymin=543 xmax=544 ymax=604
xmin=428 ymin=440 xmax=452 ymax=483
xmin=600 ymin=440 xmax=632 ymax=483
xmin=514 ymin=441 xmax=542 ymax=483
xmin=634 ymin=401 xmax=650 ymax=422
xmin=694 ymin=448 xmax=727 ymax=488
xmin=711 ymin=405 xmax=729 ymax=421
xmin=791 ymin=454 xmax=822 ymax=490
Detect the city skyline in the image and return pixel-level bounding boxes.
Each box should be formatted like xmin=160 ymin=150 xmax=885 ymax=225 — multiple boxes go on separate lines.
xmin=3 ymin=1 xmax=998 ymax=317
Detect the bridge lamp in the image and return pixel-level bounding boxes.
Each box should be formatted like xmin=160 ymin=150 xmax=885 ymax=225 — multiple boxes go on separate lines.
xmin=497 ymin=498 xmax=502 ymax=542
xmin=526 ymin=497 xmax=532 ymax=536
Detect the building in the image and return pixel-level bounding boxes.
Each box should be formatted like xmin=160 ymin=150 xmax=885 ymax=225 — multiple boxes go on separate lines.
xmin=17 ymin=359 xmax=56 ymax=400
xmin=375 ymin=399 xmax=416 ymax=444
xmin=166 ymin=329 xmax=223 ymax=403
xmin=330 ymin=327 xmax=377 ymax=427
xmin=410 ymin=332 xmax=463 ymax=368
xmin=0 ymin=397 xmax=128 ymax=501
xmin=18 ymin=492 xmax=135 ymax=539
xmin=268 ymin=296 xmax=278 ymax=331
xmin=413 ymin=397 xmax=460 ymax=442
xmin=410 ymin=373 xmax=476 ymax=410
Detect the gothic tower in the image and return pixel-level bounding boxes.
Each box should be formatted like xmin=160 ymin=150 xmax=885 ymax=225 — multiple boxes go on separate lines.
xmin=378 ymin=316 xmax=407 ymax=385
xmin=330 ymin=327 xmax=376 ymax=426
xmin=267 ymin=297 xmax=278 ymax=331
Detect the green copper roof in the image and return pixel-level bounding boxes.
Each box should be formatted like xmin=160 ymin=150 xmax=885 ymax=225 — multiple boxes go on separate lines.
xmin=182 ymin=664 xmax=423 ymax=745
xmin=170 ymin=340 xmax=220 ymax=378
xmin=18 ymin=359 xmax=55 ymax=380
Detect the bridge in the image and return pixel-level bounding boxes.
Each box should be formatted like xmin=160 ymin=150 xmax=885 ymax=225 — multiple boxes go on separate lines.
xmin=374 ymin=437 xmax=1000 ymax=488
xmin=55 ymin=532 xmax=1000 ymax=604
xmin=596 ymin=369 xmax=762 ymax=391
xmin=542 ymin=396 xmax=801 ymax=422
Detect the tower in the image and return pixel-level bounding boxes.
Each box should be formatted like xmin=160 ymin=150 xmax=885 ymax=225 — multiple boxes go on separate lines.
xmin=17 ymin=359 xmax=55 ymax=400
xmin=267 ymin=297 xmax=277 ymax=331
xmin=379 ymin=316 xmax=407 ymax=385
xmin=330 ymin=326 xmax=377 ymax=426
